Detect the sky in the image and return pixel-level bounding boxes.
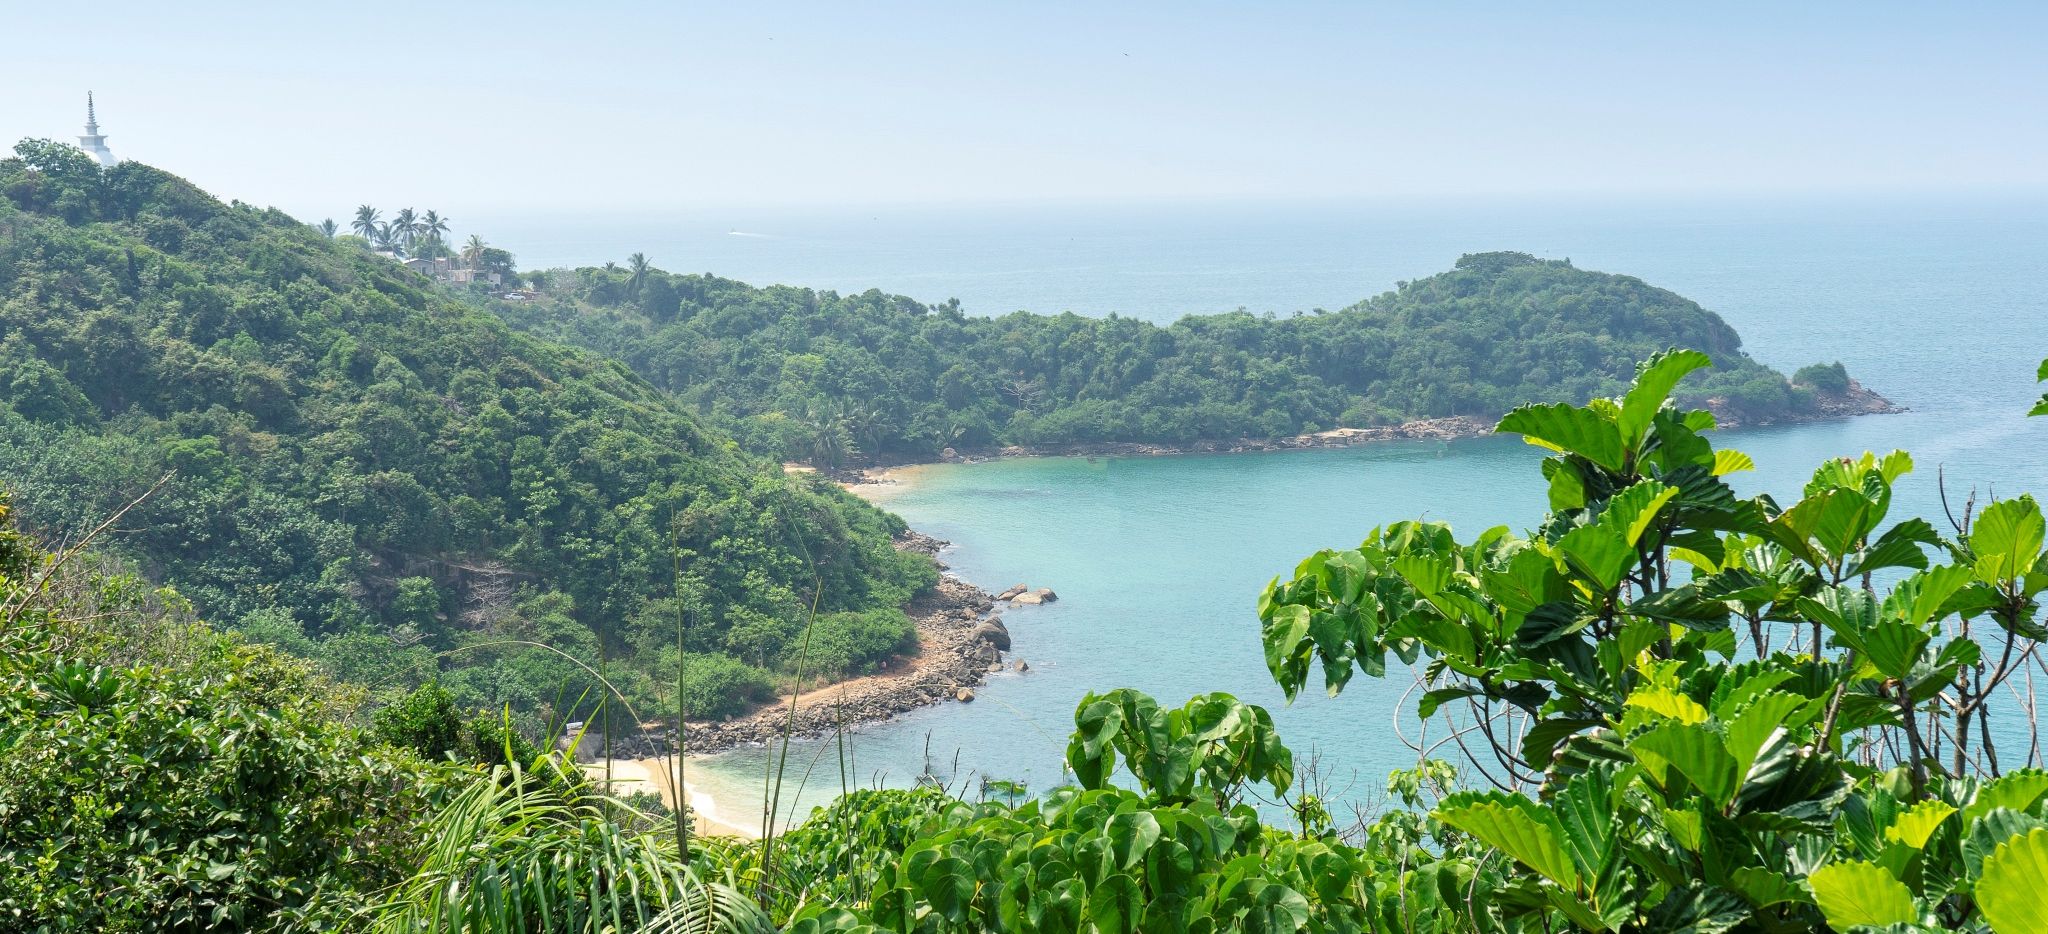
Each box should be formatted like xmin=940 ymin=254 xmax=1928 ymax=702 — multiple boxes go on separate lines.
xmin=3 ymin=2 xmax=2045 ymax=219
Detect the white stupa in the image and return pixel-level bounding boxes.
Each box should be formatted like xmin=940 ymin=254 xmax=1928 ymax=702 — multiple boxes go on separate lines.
xmin=77 ymin=93 xmax=116 ymax=167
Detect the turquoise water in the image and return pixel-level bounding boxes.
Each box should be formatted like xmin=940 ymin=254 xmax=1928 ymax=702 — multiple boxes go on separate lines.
xmin=605 ymin=197 xmax=2048 ymax=823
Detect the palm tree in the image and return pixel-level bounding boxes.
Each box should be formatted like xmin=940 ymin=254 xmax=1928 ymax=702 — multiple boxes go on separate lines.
xmin=318 ymin=219 xmax=337 ymax=238
xmin=421 ymin=210 xmax=450 ymax=245
xmin=462 ymin=235 xmax=488 ymax=268
xmin=627 ymin=252 xmax=651 ymax=299
xmin=375 ymin=221 xmax=402 ymax=256
xmin=391 ymin=208 xmax=419 ymax=249
xmin=351 ymin=205 xmax=380 ymax=239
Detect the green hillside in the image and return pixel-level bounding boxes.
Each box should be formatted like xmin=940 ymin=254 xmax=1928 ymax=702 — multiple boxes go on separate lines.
xmin=0 ymin=139 xmax=933 ymax=725
xmin=496 ymin=250 xmax=1874 ymax=465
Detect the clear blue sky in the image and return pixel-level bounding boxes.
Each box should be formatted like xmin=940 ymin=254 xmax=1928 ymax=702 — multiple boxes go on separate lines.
xmin=4 ymin=2 xmax=2043 ymax=219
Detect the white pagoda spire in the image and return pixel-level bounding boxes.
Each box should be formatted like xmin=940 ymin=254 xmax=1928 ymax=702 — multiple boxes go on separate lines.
xmin=77 ymin=92 xmax=116 ymax=167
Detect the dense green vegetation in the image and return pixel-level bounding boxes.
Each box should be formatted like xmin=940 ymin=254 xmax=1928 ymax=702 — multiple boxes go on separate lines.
xmin=0 ymin=139 xmax=934 ymax=730
xmin=18 ymin=138 xmax=2047 ymax=932
xmin=0 ymin=495 xmax=432 ymax=929
xmin=498 ymin=250 xmax=1862 ymax=466
xmin=1251 ymin=350 xmax=2048 ymax=931
xmin=0 ymin=502 xmax=756 ymax=931
xmin=13 ymin=350 xmax=2048 ymax=931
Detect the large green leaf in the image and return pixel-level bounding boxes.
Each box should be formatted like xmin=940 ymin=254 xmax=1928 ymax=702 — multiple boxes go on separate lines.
xmin=1857 ymin=621 xmax=1933 ymax=681
xmin=1883 ymin=800 xmax=1956 ymax=850
xmin=1433 ymin=792 xmax=1579 ymax=888
xmin=1978 ymin=827 xmax=2048 ymax=934
xmin=1559 ymin=524 xmax=1635 ymax=592
xmin=1806 ymin=860 xmax=1917 ymax=932
xmin=1850 ymin=518 xmax=1937 ymax=577
xmin=1972 ymin=495 xmax=2045 ymax=585
xmin=1962 ymin=769 xmax=2048 ymax=827
xmin=1964 ymin=809 xmax=2045 ymax=884
xmin=1105 ymin=812 xmax=1162 ymax=871
xmin=1812 ymin=488 xmax=1878 ymax=560
xmin=1725 ymin=691 xmax=1811 ymax=783
xmin=1620 ymin=349 xmax=1713 ymax=446
xmin=1610 ymin=480 xmax=1680 ymax=547
xmin=1728 ymin=867 xmax=1811 ymax=909
xmin=1631 ymin=721 xmax=1739 ymax=808
xmin=1260 ymin=604 xmax=1313 ymax=701
xmin=1498 ymin=402 xmax=1626 ymax=474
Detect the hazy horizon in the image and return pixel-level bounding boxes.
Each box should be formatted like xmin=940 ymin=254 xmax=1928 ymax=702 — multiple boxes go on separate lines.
xmin=6 ymin=1 xmax=2046 ymax=223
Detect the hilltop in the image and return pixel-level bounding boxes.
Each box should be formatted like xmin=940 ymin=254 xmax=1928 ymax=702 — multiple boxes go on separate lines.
xmin=495 ymin=250 xmax=1891 ymax=467
xmin=0 ymin=140 xmax=936 ymax=728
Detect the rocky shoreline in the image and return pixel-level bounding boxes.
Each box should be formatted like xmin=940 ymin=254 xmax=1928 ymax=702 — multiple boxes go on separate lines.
xmin=673 ymin=531 xmax=1026 ymax=756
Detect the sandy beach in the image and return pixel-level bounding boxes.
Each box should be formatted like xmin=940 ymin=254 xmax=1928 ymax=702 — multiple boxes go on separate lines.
xmin=843 ymin=463 xmax=938 ymax=503
xmin=584 ymin=757 xmax=760 ymax=839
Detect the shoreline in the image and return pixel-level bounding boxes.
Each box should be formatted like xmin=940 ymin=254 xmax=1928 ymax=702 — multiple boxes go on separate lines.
xmin=583 ymin=758 xmax=761 ymax=839
xmin=670 ymin=531 xmax=1016 ymax=758
xmin=662 ymin=383 xmax=1901 ymax=766
xmin=834 ymin=382 xmax=1902 ymax=485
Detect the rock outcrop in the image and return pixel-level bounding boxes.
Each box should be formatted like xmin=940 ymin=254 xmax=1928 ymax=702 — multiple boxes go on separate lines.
xmin=679 ymin=534 xmax=1016 ymax=755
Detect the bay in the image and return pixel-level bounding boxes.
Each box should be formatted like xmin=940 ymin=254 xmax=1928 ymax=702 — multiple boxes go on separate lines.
xmin=528 ymin=195 xmax=2048 ymax=822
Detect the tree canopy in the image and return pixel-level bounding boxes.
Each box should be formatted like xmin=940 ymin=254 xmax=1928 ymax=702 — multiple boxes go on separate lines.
xmin=499 ymin=250 xmax=1868 ymax=465
xmin=0 ymin=139 xmax=933 ymax=729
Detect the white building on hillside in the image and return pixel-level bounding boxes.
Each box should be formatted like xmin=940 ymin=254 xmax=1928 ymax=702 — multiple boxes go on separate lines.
xmin=77 ymin=93 xmax=116 ymax=167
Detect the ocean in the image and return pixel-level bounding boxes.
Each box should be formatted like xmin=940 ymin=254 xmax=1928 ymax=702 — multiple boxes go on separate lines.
xmin=482 ymin=195 xmax=2048 ymax=826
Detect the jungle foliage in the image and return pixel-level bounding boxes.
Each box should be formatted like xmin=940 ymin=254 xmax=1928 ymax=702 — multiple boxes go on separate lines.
xmin=1256 ymin=349 xmax=2048 ymax=931
xmin=0 ymin=139 xmax=934 ymax=729
xmin=0 ymin=499 xmax=767 ymax=932
xmin=499 ymin=251 xmax=1860 ymax=465
xmin=0 ymin=494 xmax=435 ymax=930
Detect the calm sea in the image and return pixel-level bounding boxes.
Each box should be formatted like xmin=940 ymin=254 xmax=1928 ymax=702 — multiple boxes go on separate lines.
xmin=485 ymin=196 xmax=2048 ymax=823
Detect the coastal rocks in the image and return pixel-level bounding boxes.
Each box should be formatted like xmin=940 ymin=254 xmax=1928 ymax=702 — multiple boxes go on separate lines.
xmin=1014 ymin=659 xmax=1029 ymax=672
xmin=971 ymin=620 xmax=1011 ymax=650
xmin=894 ymin=530 xmax=947 ymax=558
xmin=677 ymin=543 xmax=1019 ymax=756
xmin=997 ymin=585 xmax=1057 ymax=605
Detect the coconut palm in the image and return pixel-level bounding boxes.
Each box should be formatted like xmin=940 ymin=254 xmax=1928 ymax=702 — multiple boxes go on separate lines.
xmin=351 ymin=205 xmax=380 ymax=239
xmin=421 ymin=210 xmax=450 ymax=245
xmin=375 ymin=221 xmax=401 ymax=256
xmin=318 ymin=218 xmax=337 ymax=238
xmin=627 ymin=252 xmax=651 ymax=299
xmin=391 ymin=207 xmax=419 ymax=249
xmin=462 ymin=234 xmax=488 ymax=268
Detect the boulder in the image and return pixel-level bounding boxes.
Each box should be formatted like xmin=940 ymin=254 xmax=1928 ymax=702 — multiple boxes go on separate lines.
xmin=1011 ymin=592 xmax=1044 ymax=605
xmin=987 ymin=661 xmax=1004 ymax=672
xmin=971 ymin=622 xmax=1011 ymax=650
xmin=955 ymin=688 xmax=976 ymax=703
xmin=1014 ymin=659 xmax=1030 ymax=672
xmin=941 ymin=447 xmax=961 ymax=461
xmin=1032 ymin=588 xmax=1058 ymax=603
xmin=996 ymin=584 xmax=1028 ymax=601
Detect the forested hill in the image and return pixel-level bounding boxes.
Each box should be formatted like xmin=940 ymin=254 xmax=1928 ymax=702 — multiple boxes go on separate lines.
xmin=0 ymin=140 xmax=933 ymax=724
xmin=501 ymin=250 xmax=1879 ymax=465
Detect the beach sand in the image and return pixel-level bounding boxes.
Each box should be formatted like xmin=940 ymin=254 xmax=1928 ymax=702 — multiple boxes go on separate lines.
xmin=584 ymin=757 xmax=760 ymax=839
xmin=844 ymin=463 xmax=937 ymax=503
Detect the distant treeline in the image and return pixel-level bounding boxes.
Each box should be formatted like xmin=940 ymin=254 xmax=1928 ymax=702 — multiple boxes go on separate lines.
xmin=497 ymin=250 xmax=1861 ymax=466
